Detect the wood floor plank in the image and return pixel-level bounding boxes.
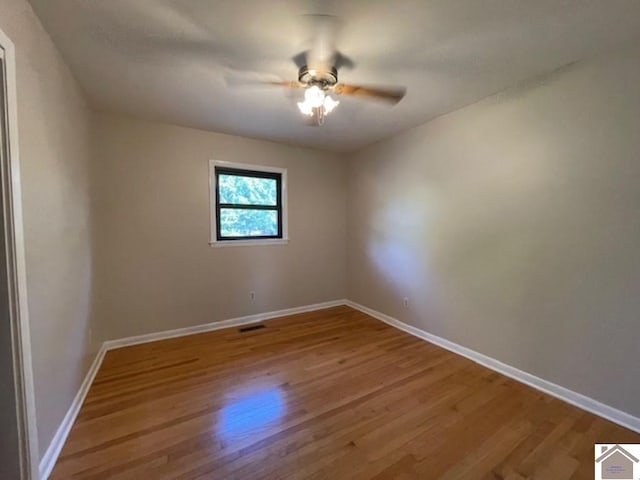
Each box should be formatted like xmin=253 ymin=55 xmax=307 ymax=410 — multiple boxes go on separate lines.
xmin=50 ymin=306 xmax=640 ymax=479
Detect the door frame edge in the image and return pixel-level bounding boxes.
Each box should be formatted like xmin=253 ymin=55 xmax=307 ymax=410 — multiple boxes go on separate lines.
xmin=0 ymin=25 xmax=40 ymax=480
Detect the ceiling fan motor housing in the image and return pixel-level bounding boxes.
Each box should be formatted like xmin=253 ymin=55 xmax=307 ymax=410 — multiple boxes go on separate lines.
xmin=298 ymin=65 xmax=338 ymax=88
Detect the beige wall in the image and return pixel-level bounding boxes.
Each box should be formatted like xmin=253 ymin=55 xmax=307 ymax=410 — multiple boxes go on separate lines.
xmin=92 ymin=113 xmax=346 ymax=341
xmin=0 ymin=0 xmax=98 ymax=457
xmin=4 ymin=0 xmax=639 ymax=461
xmin=347 ymin=48 xmax=640 ymax=418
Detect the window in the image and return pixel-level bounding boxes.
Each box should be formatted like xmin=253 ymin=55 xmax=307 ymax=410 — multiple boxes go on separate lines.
xmin=210 ymin=161 xmax=287 ymax=245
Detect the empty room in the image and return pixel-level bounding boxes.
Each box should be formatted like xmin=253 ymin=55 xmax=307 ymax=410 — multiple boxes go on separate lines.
xmin=1 ymin=0 xmax=640 ymax=479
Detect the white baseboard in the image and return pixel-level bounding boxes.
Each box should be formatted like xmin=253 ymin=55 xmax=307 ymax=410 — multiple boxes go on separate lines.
xmin=102 ymin=299 xmax=347 ymax=351
xmin=345 ymin=300 xmax=640 ymax=434
xmin=38 ymin=299 xmax=346 ymax=479
xmin=39 ymin=344 xmax=107 ymax=480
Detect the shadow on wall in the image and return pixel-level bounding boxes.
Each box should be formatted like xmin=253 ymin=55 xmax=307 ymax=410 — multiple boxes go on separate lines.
xmin=364 ymin=174 xmax=445 ymax=328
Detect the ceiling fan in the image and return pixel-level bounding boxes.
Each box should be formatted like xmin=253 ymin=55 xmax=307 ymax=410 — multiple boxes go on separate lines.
xmin=231 ymin=15 xmax=407 ymax=126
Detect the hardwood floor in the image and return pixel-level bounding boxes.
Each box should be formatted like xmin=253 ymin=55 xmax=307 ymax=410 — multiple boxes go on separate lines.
xmin=50 ymin=306 xmax=639 ymax=479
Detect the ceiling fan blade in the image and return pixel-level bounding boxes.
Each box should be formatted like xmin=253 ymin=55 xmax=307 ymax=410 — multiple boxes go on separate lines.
xmin=223 ymin=70 xmax=303 ymax=89
xmin=333 ymin=84 xmax=407 ymax=103
xmin=292 ymin=51 xmax=308 ymax=69
xmin=267 ymin=80 xmax=305 ymax=89
xmin=333 ymin=51 xmax=356 ymax=70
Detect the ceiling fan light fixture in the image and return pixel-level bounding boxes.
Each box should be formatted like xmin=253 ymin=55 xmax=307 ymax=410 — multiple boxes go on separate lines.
xmin=323 ymin=95 xmax=339 ymax=114
xmin=297 ymin=101 xmax=314 ymax=116
xmin=305 ymin=85 xmax=326 ymax=108
xmin=297 ymin=85 xmax=339 ymax=118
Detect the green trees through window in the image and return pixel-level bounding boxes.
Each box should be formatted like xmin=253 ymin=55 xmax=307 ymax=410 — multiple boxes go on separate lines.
xmin=218 ymin=174 xmax=277 ymax=206
xmin=215 ymin=167 xmax=283 ymax=240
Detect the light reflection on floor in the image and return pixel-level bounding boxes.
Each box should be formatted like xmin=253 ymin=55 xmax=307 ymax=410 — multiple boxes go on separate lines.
xmin=217 ymin=386 xmax=286 ymax=440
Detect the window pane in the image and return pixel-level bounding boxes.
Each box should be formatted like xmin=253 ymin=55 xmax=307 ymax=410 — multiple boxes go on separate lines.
xmin=219 ymin=209 xmax=278 ymax=237
xmin=219 ymin=174 xmax=277 ymax=206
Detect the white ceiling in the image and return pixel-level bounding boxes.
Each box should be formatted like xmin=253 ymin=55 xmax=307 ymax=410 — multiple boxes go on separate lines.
xmin=29 ymin=0 xmax=640 ymax=152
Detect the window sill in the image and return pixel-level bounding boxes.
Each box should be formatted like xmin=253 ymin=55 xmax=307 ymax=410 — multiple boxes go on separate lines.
xmin=209 ymin=238 xmax=289 ymax=248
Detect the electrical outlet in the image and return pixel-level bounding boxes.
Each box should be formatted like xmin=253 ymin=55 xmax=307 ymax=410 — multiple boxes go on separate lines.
xmin=403 ymin=297 xmax=409 ymax=308
xmin=250 ymin=291 xmax=255 ymax=301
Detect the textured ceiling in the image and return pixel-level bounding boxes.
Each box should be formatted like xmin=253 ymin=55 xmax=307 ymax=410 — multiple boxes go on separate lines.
xmin=29 ymin=0 xmax=640 ymax=152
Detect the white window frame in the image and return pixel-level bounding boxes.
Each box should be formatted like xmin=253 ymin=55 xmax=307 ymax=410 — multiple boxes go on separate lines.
xmin=209 ymin=160 xmax=289 ymax=247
